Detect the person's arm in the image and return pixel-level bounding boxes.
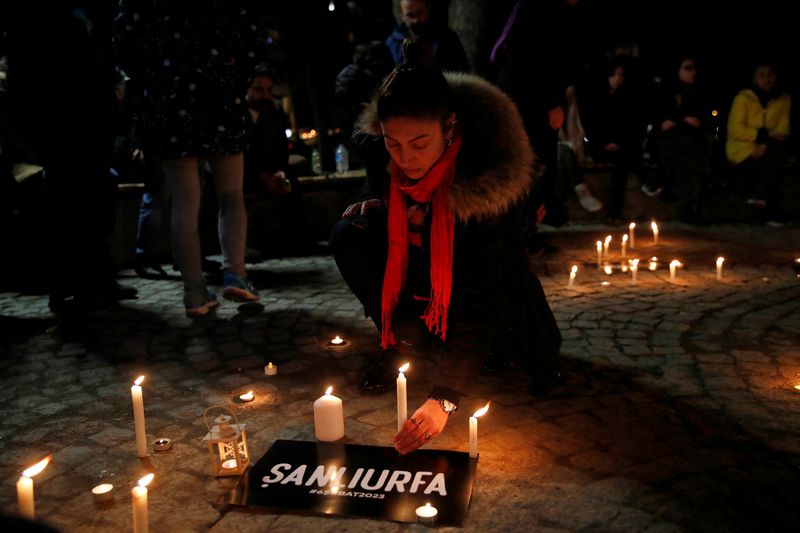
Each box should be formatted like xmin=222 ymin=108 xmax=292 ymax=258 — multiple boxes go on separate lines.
xmin=394 ymin=386 xmax=461 ymax=455
xmin=726 ymin=92 xmax=759 ymax=143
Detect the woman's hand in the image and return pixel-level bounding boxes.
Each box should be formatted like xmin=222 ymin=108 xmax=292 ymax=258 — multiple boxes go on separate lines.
xmin=661 ymin=119 xmax=677 ymax=132
xmin=682 ymin=116 xmax=701 ymax=128
xmin=393 ymin=399 xmax=449 ymax=455
xmin=342 ymin=198 xmax=383 ymax=218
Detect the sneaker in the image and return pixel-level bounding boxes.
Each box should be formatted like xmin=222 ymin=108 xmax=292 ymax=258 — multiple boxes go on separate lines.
xmin=746 ymin=197 xmax=767 ymax=208
xmin=574 ymin=183 xmax=603 ymax=212
xmin=222 ymin=271 xmax=260 ymax=302
xmin=641 ymin=183 xmax=663 ymax=197
xmin=185 ymin=290 xmax=219 ymax=318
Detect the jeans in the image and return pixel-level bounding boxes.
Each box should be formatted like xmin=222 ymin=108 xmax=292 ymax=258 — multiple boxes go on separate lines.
xmin=162 ymin=154 xmax=248 ymax=307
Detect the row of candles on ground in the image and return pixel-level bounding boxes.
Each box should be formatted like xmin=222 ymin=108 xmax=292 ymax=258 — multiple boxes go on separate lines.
xmin=17 ymin=356 xmax=484 ymax=528
xmin=314 ymin=362 xmax=490 ymax=460
xmin=570 ymin=255 xmax=726 ymax=287
xmin=16 ymin=455 xmax=153 ymax=532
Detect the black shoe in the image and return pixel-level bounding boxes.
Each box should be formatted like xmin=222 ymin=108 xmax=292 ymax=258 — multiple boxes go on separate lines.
xmin=479 ymin=354 xmax=509 ymax=377
xmin=103 ymin=281 xmax=138 ymax=301
xmin=202 ymin=257 xmax=222 ymax=274
xmin=135 ymin=263 xmax=168 ymax=280
xmin=359 ymin=356 xmax=396 ymax=392
xmin=527 ymin=369 xmax=566 ymax=396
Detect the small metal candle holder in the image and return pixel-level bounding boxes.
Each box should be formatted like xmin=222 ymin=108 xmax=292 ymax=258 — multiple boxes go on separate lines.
xmin=202 ymin=406 xmax=249 ymax=477
xmin=327 ymin=335 xmax=349 ymax=348
xmin=152 ymin=438 xmax=172 ymax=452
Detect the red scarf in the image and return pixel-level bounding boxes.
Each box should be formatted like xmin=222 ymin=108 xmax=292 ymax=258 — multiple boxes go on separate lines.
xmin=381 ymin=134 xmax=462 ymax=348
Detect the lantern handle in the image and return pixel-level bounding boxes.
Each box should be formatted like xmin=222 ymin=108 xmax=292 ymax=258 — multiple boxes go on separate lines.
xmin=203 ymin=405 xmax=241 ymax=432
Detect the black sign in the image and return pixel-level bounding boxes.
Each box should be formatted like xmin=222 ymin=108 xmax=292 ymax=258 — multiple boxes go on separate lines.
xmin=224 ymin=440 xmax=477 ymax=526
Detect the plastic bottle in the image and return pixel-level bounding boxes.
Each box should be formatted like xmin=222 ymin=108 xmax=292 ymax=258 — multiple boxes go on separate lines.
xmin=335 ymin=143 xmax=349 ymax=174
xmin=311 ymin=147 xmax=322 ymax=174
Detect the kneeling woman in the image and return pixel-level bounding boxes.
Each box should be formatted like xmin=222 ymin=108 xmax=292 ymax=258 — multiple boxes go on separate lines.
xmin=330 ymin=64 xmax=562 ymax=454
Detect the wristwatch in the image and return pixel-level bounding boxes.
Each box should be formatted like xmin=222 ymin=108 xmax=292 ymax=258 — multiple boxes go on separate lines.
xmin=429 ymin=396 xmax=458 ymax=415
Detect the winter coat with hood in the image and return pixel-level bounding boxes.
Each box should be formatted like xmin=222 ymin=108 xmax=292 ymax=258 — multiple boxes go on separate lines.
xmin=356 ymin=72 xmax=561 ymax=374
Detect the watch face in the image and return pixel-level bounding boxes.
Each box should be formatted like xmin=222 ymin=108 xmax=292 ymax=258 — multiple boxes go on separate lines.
xmin=442 ymin=400 xmax=456 ymax=414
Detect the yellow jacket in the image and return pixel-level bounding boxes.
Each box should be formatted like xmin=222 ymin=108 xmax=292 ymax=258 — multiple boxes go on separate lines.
xmin=725 ymin=88 xmax=791 ymax=165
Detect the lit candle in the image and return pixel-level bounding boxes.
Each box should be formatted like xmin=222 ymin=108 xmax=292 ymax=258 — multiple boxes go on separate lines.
xmin=716 ymin=257 xmax=724 ymax=281
xmin=469 ymin=402 xmax=491 ymax=459
xmin=669 ymin=260 xmax=682 ymax=283
xmin=17 ymin=456 xmax=50 ymax=519
xmin=651 ymin=221 xmax=659 ymax=246
xmin=131 ymin=376 xmax=148 ymax=458
xmin=397 ymin=363 xmax=409 ymax=432
xmin=330 ymin=335 xmax=344 ymax=346
xmin=239 ymin=391 xmax=255 ymax=403
xmin=567 ymin=265 xmax=577 ymax=289
xmin=132 ymin=473 xmax=154 ymax=533
xmin=91 ymin=483 xmax=114 ymax=503
xmin=596 ymin=240 xmax=602 ymax=269
xmin=631 ymin=259 xmax=639 ymax=284
xmin=628 ymin=222 xmax=636 ymax=249
xmin=221 ymin=459 xmax=238 ymax=469
xmin=264 ymin=362 xmax=277 ymax=376
xmin=621 ymin=234 xmax=628 ymax=258
xmin=649 ymin=257 xmax=658 ymax=271
xmin=313 ymin=386 xmax=345 ymax=442
xmin=603 ymin=264 xmax=613 ymax=275
xmin=603 ymin=235 xmax=612 ymax=259
xmin=415 ymin=502 xmax=438 ymax=524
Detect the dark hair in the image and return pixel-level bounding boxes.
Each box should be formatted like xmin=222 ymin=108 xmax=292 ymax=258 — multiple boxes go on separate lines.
xmin=376 ymin=63 xmax=450 ymax=122
xmin=253 ymin=63 xmax=277 ymax=81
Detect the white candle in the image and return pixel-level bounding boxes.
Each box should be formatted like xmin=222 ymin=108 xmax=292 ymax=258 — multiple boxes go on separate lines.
xmin=649 ymin=257 xmax=658 ymax=271
xmin=716 ymin=257 xmax=724 ymax=281
xmin=621 ymin=234 xmax=628 ymax=258
xmin=469 ymin=402 xmax=491 ymax=459
xmin=314 ymin=386 xmax=344 ymax=442
xmin=596 ymin=241 xmax=602 ymax=269
xmin=651 ymin=221 xmax=659 ymax=246
xmin=17 ymin=457 xmax=49 ymax=519
xmin=330 ymin=335 xmax=344 ymax=346
xmin=415 ymin=502 xmax=438 ymax=524
xmin=567 ymin=265 xmax=577 ymax=289
xmin=131 ymin=376 xmax=148 ymax=458
xmin=239 ymin=391 xmax=255 ymax=402
xmin=264 ymin=362 xmax=277 ymax=375
xmin=669 ymin=260 xmax=681 ymax=283
xmin=132 ymin=473 xmax=153 ymax=533
xmin=603 ymin=235 xmax=612 ymax=259
xmin=397 ymin=363 xmax=409 ymax=432
xmin=631 ymin=259 xmax=639 ymax=284
xmin=91 ymin=483 xmax=115 ymax=503
xmin=628 ymin=222 xmax=636 ymax=249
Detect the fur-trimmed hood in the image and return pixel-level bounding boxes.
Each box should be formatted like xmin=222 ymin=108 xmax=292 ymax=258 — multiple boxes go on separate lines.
xmin=356 ymin=72 xmax=534 ymax=222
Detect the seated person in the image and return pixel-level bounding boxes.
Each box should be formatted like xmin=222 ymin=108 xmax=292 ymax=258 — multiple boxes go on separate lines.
xmin=329 ymin=64 xmax=562 ymax=455
xmin=244 ymin=65 xmax=292 ymax=197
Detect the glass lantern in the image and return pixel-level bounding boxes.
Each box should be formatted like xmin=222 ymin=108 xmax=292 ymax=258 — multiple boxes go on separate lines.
xmin=202 ymin=406 xmax=249 ymax=477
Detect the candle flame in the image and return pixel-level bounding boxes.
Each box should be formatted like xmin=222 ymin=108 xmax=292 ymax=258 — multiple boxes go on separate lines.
xmin=472 ymin=401 xmax=491 ymax=418
xmin=240 ymin=391 xmax=254 ymax=400
xmin=22 ymin=456 xmax=51 ymax=478
xmin=670 ymin=260 xmax=682 ymax=268
xmin=267 ymin=362 xmax=273 ymax=368
xmin=604 ymin=235 xmax=612 ymax=245
xmin=629 ymin=222 xmax=635 ymax=230
xmin=330 ymin=336 xmax=344 ymax=345
xmin=398 ymin=362 xmax=409 ymax=373
xmin=622 ymin=234 xmax=628 ymax=243
xmin=631 ymin=259 xmax=640 ymax=268
xmin=651 ymin=221 xmax=659 ymax=233
xmin=596 ymin=241 xmax=602 ymax=251
xmin=570 ymin=265 xmax=577 ymax=274
xmin=794 ymin=384 xmax=800 ymax=391
xmin=425 ymin=502 xmax=432 ymax=509
xmin=603 ymin=265 xmax=613 ymax=275
xmin=325 ymin=386 xmax=333 ymax=396
xmin=138 ymin=473 xmax=154 ymax=488
xmin=716 ymin=257 xmax=725 ymax=266
xmin=134 ymin=375 xmax=144 ymax=386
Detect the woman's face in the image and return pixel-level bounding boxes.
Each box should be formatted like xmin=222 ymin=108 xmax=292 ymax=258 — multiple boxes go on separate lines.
xmin=381 ymin=114 xmax=451 ymax=179
xmin=678 ymin=59 xmax=696 ymax=84
xmin=608 ymin=66 xmax=624 ymax=92
xmin=754 ymin=65 xmax=777 ymax=93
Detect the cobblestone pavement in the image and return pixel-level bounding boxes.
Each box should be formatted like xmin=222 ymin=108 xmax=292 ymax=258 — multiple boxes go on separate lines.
xmin=1 ymin=222 xmax=800 ymax=532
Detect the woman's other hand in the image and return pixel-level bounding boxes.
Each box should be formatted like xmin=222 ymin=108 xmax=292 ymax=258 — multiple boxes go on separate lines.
xmin=393 ymin=399 xmax=448 ymax=455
